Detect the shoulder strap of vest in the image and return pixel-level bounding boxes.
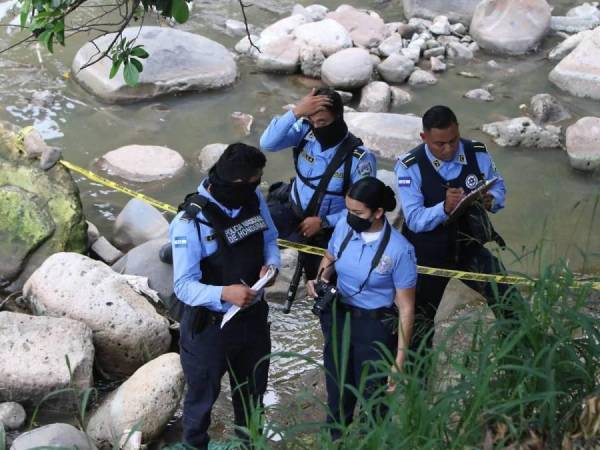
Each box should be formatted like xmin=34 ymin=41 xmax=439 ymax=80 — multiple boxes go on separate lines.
xmin=302 ymin=133 xmax=363 ymax=217
xmin=341 ymin=134 xmax=364 ymax=195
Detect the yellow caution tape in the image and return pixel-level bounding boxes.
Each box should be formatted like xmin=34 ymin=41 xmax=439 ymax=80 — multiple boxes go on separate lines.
xmin=13 ymin=126 xmax=600 ymax=290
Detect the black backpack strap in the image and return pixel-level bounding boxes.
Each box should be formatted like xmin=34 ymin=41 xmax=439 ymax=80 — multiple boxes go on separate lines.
xmin=302 ymin=133 xmax=363 ymax=217
xmin=336 ymin=229 xmax=354 ymax=259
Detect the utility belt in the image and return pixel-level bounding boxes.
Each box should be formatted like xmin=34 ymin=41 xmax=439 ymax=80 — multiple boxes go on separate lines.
xmin=184 ymin=297 xmax=266 ymax=336
xmin=336 ymin=301 xmax=397 ymax=320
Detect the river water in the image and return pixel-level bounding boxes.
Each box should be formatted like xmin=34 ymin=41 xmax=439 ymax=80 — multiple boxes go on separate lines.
xmin=1 ymin=0 xmax=599 ymax=445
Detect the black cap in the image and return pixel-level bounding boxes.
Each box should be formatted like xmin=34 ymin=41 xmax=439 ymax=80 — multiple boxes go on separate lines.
xmin=212 ymin=142 xmax=266 ymax=182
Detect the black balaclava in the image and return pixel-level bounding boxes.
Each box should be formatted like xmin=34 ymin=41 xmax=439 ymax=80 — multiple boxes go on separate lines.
xmin=312 ymin=88 xmax=348 ymax=150
xmin=208 ymin=143 xmax=265 ymax=209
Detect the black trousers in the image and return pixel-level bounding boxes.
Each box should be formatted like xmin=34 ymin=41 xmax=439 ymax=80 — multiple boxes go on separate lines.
xmin=268 ymin=202 xmax=333 ymax=280
xmin=320 ymin=305 xmax=396 ymax=439
xmin=179 ymin=301 xmax=271 ymax=450
xmin=410 ymin=243 xmax=513 ymax=353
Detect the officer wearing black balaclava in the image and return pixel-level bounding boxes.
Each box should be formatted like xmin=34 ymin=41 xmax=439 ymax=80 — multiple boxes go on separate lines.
xmin=169 ymin=143 xmax=281 ymax=450
xmin=260 ymin=88 xmax=377 ymax=284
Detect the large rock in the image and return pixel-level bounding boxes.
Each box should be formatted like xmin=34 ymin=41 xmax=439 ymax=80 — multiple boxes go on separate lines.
xmin=293 ymin=19 xmax=353 ymax=56
xmin=376 ymin=169 xmax=403 ymax=223
xmin=464 ymin=88 xmax=494 ymax=102
xmin=567 ymin=3 xmax=600 ymax=21
xmin=566 ymin=117 xmax=600 ymax=172
xmin=549 ymin=28 xmax=600 ymax=100
xmin=73 ymin=27 xmax=238 ymax=103
xmin=321 ymin=48 xmax=373 ymax=89
xmin=0 ymin=312 xmax=94 ymax=404
xmin=378 ymin=34 xmax=405 ymax=57
xmin=23 ymin=253 xmax=171 ymax=378
xmin=326 ymin=4 xmax=387 ymax=48
xmin=408 ymin=69 xmax=437 ymax=86
xmin=470 ymin=0 xmax=551 ymax=55
xmin=197 ymin=143 xmax=227 ymax=172
xmin=402 ymin=0 xmax=481 ymax=24
xmin=0 ymin=402 xmax=26 ymax=430
xmin=481 ymin=117 xmax=561 ymax=148
xmin=530 ymin=93 xmax=570 ymax=124
xmin=112 ymin=238 xmax=173 ymax=304
xmin=299 ymin=46 xmax=325 ymax=78
xmin=100 ymin=145 xmax=185 ymax=183
xmin=86 ymin=353 xmax=184 ymax=444
xmin=0 ymin=123 xmax=87 ymax=291
xmin=345 ymin=112 xmax=422 ymax=160
xmin=113 ymin=198 xmax=169 ymax=252
xmin=550 ymin=16 xmax=600 ymax=33
xmin=548 ymin=30 xmax=593 ymax=61
xmin=358 ymin=81 xmax=391 ymax=112
xmin=390 ymin=86 xmax=412 ymax=107
xmin=259 ymin=14 xmax=308 ymax=46
xmin=10 ymin=423 xmax=97 ymax=450
xmin=256 ymin=36 xmax=300 ymax=74
xmin=377 ymin=54 xmax=415 ymax=83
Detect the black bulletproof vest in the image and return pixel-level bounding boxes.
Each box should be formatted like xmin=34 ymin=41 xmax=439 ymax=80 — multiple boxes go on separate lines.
xmin=402 ymin=140 xmax=485 ymax=266
xmin=198 ymin=194 xmax=266 ymax=288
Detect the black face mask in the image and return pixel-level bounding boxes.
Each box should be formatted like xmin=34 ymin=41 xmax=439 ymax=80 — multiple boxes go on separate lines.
xmin=347 ymin=212 xmax=373 ymax=233
xmin=209 ymin=169 xmax=259 ymax=209
xmin=312 ymin=116 xmax=348 ymax=149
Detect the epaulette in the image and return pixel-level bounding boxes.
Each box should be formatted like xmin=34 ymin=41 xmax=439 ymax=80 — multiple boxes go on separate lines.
xmin=471 ymin=141 xmax=488 ymax=152
xmin=398 ymin=151 xmax=418 ymax=169
xmin=353 ymin=147 xmax=366 ymax=159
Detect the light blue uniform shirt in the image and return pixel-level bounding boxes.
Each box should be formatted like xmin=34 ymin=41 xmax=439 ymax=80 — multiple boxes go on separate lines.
xmin=169 ymin=181 xmax=281 ymax=313
xmin=327 ymin=212 xmax=417 ymax=310
xmin=394 ymin=140 xmax=506 ymax=234
xmin=260 ymin=110 xmax=377 ymax=227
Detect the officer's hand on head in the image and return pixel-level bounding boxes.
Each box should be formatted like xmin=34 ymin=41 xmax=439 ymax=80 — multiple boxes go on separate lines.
xmin=221 ymin=285 xmax=257 ymax=308
xmin=443 ymin=187 xmax=464 ymax=215
xmin=482 ymin=193 xmax=495 ymax=211
xmin=298 ymin=216 xmax=322 ymax=238
xmin=292 ymin=88 xmax=332 ymax=118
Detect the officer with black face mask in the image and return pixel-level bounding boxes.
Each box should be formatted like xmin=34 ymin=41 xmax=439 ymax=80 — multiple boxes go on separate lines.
xmin=306 ymin=177 xmax=417 ymax=439
xmin=260 ymin=88 xmax=377 ymax=300
xmin=169 ymin=143 xmax=281 ymax=450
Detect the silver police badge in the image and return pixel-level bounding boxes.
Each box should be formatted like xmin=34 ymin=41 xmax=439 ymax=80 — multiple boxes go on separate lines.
xmin=376 ymin=255 xmax=394 ymax=274
xmin=465 ymin=174 xmax=479 ymax=190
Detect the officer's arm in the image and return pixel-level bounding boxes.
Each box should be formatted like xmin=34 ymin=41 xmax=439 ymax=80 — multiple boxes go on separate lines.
xmin=392 ymin=244 xmax=417 ymax=372
xmin=258 ymin=191 xmax=281 ymax=269
xmin=394 ymin=160 xmax=448 ymax=233
xmin=476 ymin=152 xmax=506 ymax=213
xmin=169 ymin=214 xmax=224 ymax=311
xmin=260 ymin=110 xmax=308 ymax=152
xmin=324 ymin=150 xmax=377 ymax=227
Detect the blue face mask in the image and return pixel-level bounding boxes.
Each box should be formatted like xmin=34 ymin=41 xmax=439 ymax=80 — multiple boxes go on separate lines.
xmin=347 ymin=212 xmax=372 ymax=233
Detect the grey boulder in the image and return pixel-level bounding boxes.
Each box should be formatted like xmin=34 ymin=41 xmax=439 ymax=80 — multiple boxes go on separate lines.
xmin=10 ymin=423 xmax=97 ymax=450
xmin=113 ymin=198 xmax=169 ymax=252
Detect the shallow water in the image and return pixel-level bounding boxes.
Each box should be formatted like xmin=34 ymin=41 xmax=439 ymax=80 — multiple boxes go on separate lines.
xmin=0 ymin=0 xmax=599 ymax=445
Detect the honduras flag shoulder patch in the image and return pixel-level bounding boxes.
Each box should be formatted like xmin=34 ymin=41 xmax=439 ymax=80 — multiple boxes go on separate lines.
xmin=174 ymin=236 xmax=187 ymax=248
xmin=398 ymin=176 xmax=412 ymax=187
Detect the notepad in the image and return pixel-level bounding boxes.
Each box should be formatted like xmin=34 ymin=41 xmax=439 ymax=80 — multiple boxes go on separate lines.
xmin=221 ymin=265 xmax=277 ymax=328
xmin=445 ymin=177 xmax=498 ymax=224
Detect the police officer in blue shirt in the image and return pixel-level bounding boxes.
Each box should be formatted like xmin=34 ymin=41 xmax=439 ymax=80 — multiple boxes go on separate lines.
xmin=260 ymin=88 xmax=377 ymax=281
xmin=395 ymin=105 xmax=511 ymax=353
xmin=169 ymin=143 xmax=281 ymax=450
xmin=307 ymin=177 xmax=417 ymax=438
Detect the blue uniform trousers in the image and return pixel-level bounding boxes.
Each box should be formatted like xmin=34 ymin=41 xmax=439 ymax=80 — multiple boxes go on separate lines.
xmin=319 ymin=304 xmax=396 ymax=439
xmin=179 ymin=301 xmax=271 ymax=449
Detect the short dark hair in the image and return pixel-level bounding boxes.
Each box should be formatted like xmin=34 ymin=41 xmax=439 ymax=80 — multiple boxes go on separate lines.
xmin=314 ymin=87 xmax=344 ymax=118
xmin=215 ymin=142 xmax=266 ymax=182
xmin=422 ymin=105 xmax=458 ymax=131
xmin=347 ymin=177 xmax=396 ymax=212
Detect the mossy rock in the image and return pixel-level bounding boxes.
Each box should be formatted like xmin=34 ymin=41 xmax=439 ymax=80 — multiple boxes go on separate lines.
xmin=0 ymin=121 xmax=87 ymax=291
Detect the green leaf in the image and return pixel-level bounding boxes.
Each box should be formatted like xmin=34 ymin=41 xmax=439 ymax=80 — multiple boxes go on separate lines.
xmin=20 ymin=0 xmax=32 ymax=28
xmin=109 ymin=58 xmax=122 ymax=79
xmin=130 ymin=46 xmax=149 ymax=59
xmin=123 ymin=61 xmax=140 ymax=87
xmin=170 ymin=0 xmax=189 ymax=23
xmin=38 ymin=29 xmax=54 ymax=53
xmin=130 ymin=58 xmax=143 ymax=73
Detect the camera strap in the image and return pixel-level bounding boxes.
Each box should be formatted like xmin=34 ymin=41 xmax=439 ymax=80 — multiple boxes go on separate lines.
xmin=337 ymin=221 xmax=392 ymax=297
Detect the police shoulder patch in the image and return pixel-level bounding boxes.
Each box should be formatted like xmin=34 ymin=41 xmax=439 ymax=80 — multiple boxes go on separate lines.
xmin=472 ymin=141 xmax=488 ymax=153
xmin=357 ymin=159 xmax=373 ymax=177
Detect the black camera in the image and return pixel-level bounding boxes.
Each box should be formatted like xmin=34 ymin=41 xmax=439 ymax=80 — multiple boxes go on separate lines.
xmin=312 ymin=281 xmax=339 ymax=316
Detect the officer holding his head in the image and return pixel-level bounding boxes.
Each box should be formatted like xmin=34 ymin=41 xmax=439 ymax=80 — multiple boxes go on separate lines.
xmin=395 ymin=105 xmax=510 ymax=353
xmin=169 ymin=143 xmax=280 ymax=450
xmin=260 ymin=88 xmax=377 ymax=280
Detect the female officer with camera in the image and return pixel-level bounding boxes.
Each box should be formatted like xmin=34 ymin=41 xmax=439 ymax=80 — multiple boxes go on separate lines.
xmin=307 ymin=176 xmax=417 ymax=437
